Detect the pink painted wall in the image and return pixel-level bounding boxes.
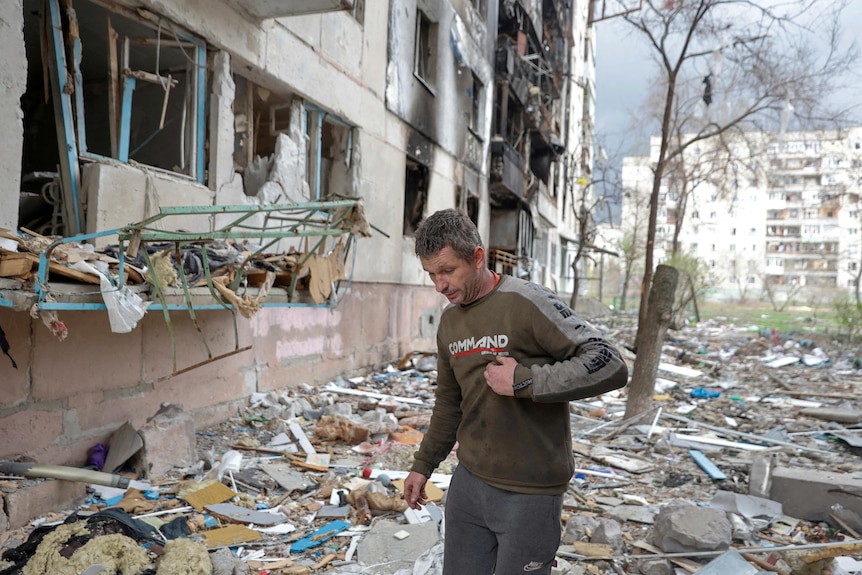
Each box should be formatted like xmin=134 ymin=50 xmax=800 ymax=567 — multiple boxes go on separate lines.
xmin=0 ymin=282 xmax=444 ymax=466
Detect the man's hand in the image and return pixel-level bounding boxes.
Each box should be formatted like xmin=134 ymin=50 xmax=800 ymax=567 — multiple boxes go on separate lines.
xmin=403 ymin=470 xmax=429 ymax=510
xmin=484 ymin=355 xmax=517 ymax=396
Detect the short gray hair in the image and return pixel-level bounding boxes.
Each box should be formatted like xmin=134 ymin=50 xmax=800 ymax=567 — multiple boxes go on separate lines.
xmin=414 ymin=209 xmax=483 ymax=263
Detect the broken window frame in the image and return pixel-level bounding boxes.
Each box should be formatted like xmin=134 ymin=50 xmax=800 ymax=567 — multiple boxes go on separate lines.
xmin=413 ymin=9 xmax=437 ymax=93
xmin=351 ymin=0 xmax=366 ymax=23
xmin=403 ymin=159 xmax=429 ymax=237
xmin=470 ymin=0 xmax=486 ymax=18
xmin=470 ymin=71 xmax=484 ymax=136
xmin=456 ymin=184 xmax=480 ymax=226
xmin=304 ymin=104 xmax=354 ymax=200
xmin=51 ymin=0 xmax=207 ymax=184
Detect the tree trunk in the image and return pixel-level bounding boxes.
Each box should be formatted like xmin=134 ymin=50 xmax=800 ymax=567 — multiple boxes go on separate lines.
xmin=624 ymin=264 xmax=679 ymax=419
xmin=687 ymin=273 xmax=700 ymax=324
xmin=569 ymin=260 xmax=580 ymax=309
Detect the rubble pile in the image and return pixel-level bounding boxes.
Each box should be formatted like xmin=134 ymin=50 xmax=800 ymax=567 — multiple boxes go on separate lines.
xmin=4 ymin=318 xmax=862 ymax=574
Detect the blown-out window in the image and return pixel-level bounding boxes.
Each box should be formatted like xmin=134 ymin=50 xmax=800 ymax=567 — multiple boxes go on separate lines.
xmin=304 ymin=105 xmax=354 ymax=200
xmin=49 ymin=0 xmax=206 ymax=181
xmin=414 ymin=9 xmax=438 ymax=91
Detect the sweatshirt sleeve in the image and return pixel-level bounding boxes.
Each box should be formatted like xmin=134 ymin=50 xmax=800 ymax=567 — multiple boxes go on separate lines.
xmin=410 ymin=338 xmax=462 ymax=477
xmin=514 ymin=296 xmax=629 ymax=403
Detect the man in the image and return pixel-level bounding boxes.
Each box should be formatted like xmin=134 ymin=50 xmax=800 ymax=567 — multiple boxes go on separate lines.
xmin=403 ymin=209 xmax=628 ymax=575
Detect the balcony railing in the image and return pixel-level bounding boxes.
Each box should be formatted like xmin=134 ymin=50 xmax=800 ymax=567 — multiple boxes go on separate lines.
xmin=490 ymin=139 xmax=525 ymax=204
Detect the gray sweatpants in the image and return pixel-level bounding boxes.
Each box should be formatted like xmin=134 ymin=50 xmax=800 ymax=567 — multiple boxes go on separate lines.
xmin=442 ymin=465 xmax=563 ymax=575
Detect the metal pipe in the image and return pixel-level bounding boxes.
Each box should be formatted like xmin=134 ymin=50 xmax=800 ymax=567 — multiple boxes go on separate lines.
xmin=0 ymin=462 xmax=130 ymax=489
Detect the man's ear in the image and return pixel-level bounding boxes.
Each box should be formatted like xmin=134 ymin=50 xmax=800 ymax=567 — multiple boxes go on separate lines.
xmin=473 ymin=246 xmax=486 ymax=269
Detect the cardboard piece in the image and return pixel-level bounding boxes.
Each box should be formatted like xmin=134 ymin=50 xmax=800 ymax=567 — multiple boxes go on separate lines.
xmin=102 ymin=422 xmax=144 ymax=474
xmin=204 ymin=524 xmax=261 ymax=548
xmin=391 ymin=478 xmax=444 ymax=503
xmin=183 ymin=482 xmax=238 ymax=511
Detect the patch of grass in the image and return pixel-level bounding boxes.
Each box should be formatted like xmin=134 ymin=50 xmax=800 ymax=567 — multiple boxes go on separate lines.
xmin=698 ymin=300 xmax=840 ymax=335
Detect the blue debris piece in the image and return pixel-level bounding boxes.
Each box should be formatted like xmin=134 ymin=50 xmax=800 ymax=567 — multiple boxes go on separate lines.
xmin=290 ymin=520 xmax=351 ymax=553
xmin=690 ymin=387 xmax=721 ymax=399
xmin=688 ymin=449 xmax=727 ymax=480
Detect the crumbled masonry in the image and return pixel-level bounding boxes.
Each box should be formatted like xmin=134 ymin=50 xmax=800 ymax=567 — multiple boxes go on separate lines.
xmin=3 ymin=314 xmax=862 ymax=574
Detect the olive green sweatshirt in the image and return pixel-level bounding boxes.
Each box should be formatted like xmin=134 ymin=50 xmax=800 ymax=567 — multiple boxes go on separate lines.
xmin=411 ymin=275 xmax=629 ymax=494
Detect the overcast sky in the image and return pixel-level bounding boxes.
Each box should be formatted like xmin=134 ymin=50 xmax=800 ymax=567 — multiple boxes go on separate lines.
xmin=593 ymin=0 xmax=862 ymax=161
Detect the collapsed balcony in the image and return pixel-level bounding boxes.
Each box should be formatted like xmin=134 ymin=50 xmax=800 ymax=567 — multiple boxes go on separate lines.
xmin=0 ymin=200 xmax=370 ymax=315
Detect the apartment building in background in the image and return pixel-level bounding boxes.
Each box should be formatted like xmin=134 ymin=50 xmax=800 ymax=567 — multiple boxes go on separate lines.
xmin=0 ymin=0 xmax=597 ymax=527
xmin=616 ymin=128 xmax=862 ymax=303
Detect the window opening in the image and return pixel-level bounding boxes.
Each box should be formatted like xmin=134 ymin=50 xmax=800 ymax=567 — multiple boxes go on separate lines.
xmin=414 ymin=10 xmax=437 ymax=90
xmin=232 ymin=76 xmax=296 ymax=172
xmin=352 ymin=0 xmax=365 ymax=23
xmin=304 ymin=104 xmax=354 ymax=200
xmin=456 ymin=185 xmax=480 ymax=226
xmin=65 ymin=0 xmax=206 ymax=180
xmin=24 ymin=0 xmax=207 ymax=235
xmin=470 ymin=72 xmax=483 ymax=134
xmin=404 ymin=159 xmax=429 ymax=236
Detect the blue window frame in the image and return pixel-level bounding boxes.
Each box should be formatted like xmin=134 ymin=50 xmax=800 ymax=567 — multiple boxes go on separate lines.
xmin=50 ymin=0 xmax=206 ymax=183
xmin=304 ymin=104 xmax=354 ymax=200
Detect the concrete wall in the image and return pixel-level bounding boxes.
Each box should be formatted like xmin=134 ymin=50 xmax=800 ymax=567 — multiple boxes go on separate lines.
xmin=0 ymin=0 xmax=25 ymax=250
xmin=0 ymin=282 xmax=444 ymax=468
xmin=84 ymin=162 xmax=215 ymax=248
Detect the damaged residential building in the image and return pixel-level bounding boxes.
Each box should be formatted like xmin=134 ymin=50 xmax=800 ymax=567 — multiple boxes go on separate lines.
xmin=0 ymin=0 xmax=597 ymax=528
xmin=618 ymin=128 xmax=862 ymax=302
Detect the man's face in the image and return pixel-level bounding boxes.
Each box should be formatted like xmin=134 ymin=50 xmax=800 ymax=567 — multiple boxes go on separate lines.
xmin=420 ymin=246 xmax=485 ymax=305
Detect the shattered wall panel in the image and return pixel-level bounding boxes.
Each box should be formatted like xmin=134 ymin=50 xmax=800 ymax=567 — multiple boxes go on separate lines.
xmin=0 ymin=2 xmax=26 ymax=247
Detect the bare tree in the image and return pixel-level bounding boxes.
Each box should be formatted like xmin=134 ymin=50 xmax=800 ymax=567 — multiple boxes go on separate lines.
xmin=568 ymin=148 xmax=622 ymax=309
xmin=763 ymin=275 xmax=804 ymax=312
xmin=615 ymin=175 xmax=651 ymax=313
xmin=730 ymin=253 xmax=760 ymax=302
xmin=620 ymin=0 xmax=859 ymax=417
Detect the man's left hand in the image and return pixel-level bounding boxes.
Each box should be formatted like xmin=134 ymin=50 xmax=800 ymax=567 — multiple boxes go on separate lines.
xmin=484 ymin=356 xmax=518 ymax=396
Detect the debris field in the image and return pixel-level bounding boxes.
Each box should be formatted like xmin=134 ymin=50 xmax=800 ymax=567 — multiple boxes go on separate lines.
xmin=4 ymin=315 xmax=862 ymax=574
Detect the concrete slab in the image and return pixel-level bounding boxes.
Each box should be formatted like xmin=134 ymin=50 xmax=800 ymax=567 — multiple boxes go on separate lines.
xmin=136 ymin=407 xmax=196 ymax=478
xmin=771 ymin=466 xmax=862 ymax=523
xmin=356 ymin=519 xmax=441 ymax=574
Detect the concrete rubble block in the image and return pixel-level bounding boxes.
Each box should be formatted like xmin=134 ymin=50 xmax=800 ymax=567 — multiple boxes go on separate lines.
xmin=561 ymin=514 xmax=599 ymax=544
xmin=770 ymin=466 xmax=862 ymax=523
xmin=356 ymin=519 xmax=441 ymax=574
xmin=605 ymin=504 xmax=657 ymax=525
xmin=3 ymin=479 xmax=86 ymax=530
xmin=652 ymin=500 xmax=732 ymax=553
xmin=210 ymin=546 xmax=251 ymax=575
xmin=591 ymin=517 xmax=625 ymax=555
xmin=637 ymin=558 xmax=674 ymax=575
xmin=136 ymin=405 xmax=196 ymax=479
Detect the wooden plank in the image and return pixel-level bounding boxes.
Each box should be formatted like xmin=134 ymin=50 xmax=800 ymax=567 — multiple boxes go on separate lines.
xmin=47 ymin=260 xmax=101 ymax=285
xmin=0 ymin=254 xmax=34 ymax=278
